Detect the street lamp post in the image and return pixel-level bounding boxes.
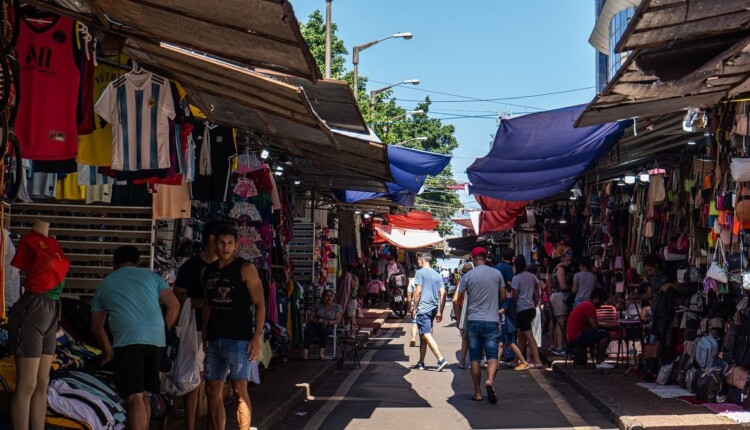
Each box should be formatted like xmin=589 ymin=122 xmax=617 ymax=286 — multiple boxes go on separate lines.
xmin=352 ymin=32 xmax=412 ymax=93
xmin=370 ymin=79 xmax=420 ymax=128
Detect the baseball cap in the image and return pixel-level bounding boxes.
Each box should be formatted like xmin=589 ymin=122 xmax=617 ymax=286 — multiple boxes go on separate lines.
xmin=461 ymin=262 xmax=474 ymax=274
xmin=471 ymin=247 xmax=487 ymax=258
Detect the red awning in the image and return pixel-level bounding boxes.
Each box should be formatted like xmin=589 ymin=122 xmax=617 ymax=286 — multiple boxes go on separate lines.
xmin=385 ymin=211 xmax=439 ymax=230
xmin=472 ymin=195 xmax=529 ymax=233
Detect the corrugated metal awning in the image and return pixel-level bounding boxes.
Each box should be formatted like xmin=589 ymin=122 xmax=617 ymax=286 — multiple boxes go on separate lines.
xmin=577 ymin=0 xmax=750 ymax=127
xmin=36 ymin=0 xmax=320 ymax=81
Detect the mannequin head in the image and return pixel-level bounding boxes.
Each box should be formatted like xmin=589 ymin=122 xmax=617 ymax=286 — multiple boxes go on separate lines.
xmin=31 ymin=220 xmax=49 ymax=237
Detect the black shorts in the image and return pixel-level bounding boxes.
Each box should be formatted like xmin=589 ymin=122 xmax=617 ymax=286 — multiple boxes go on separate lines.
xmin=516 ymin=308 xmax=536 ymax=332
xmin=113 ymin=344 xmax=163 ymax=398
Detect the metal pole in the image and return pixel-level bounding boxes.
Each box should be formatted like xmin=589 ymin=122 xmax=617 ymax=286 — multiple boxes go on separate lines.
xmin=352 ymin=53 xmax=359 ymax=94
xmin=370 ymin=90 xmax=377 ymax=130
xmin=324 ymin=0 xmax=332 ymax=79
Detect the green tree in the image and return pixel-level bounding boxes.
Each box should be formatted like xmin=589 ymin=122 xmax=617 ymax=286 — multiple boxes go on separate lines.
xmin=300 ymin=11 xmax=462 ymax=236
xmin=299 ymin=10 xmax=348 ymax=79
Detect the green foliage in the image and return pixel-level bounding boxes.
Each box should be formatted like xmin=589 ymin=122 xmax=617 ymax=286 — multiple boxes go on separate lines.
xmin=299 ymin=11 xmax=463 ymax=237
xmin=299 ymin=10 xmax=348 ymax=79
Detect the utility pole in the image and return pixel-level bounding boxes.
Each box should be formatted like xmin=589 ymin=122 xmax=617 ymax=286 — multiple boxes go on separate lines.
xmin=324 ymin=0 xmax=332 ymax=79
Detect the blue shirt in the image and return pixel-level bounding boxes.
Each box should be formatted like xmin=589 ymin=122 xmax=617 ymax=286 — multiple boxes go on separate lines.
xmin=415 ymin=267 xmax=444 ymax=315
xmin=92 ymin=266 xmax=169 ymax=348
xmin=495 ymin=262 xmax=514 ymax=288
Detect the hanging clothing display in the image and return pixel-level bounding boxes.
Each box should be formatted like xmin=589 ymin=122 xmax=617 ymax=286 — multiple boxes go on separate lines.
xmin=94 ymin=70 xmax=175 ymax=172
xmin=152 ymin=181 xmax=191 ymax=220
xmin=16 ymin=12 xmax=81 ymax=160
xmin=190 ymin=122 xmax=237 ymax=202
xmin=77 ymin=54 xmax=128 ymax=166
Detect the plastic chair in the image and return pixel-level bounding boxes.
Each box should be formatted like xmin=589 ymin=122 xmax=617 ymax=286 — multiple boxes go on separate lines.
xmin=303 ymin=323 xmax=337 ymax=359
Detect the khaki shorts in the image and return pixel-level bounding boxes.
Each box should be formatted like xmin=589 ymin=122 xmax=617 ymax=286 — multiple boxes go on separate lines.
xmin=550 ymin=292 xmax=570 ymax=317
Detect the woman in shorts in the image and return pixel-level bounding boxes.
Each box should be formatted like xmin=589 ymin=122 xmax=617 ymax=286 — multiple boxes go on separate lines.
xmin=548 ymin=253 xmax=572 ymax=356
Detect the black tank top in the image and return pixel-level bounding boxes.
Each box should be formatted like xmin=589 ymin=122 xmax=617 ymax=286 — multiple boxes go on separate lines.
xmin=203 ymin=258 xmax=255 ymax=341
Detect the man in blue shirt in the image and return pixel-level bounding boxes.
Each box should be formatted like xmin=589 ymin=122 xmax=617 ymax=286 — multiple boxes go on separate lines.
xmin=92 ymin=246 xmax=180 ymax=430
xmin=412 ymin=253 xmax=448 ymax=371
xmin=495 ymin=248 xmax=514 ymax=289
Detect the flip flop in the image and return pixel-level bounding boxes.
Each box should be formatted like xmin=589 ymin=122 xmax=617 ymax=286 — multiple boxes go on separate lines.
xmin=485 ymin=384 xmax=497 ymax=404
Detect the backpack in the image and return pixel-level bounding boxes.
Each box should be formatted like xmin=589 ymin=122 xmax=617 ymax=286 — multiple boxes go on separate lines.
xmin=695 ymin=335 xmax=719 ymax=369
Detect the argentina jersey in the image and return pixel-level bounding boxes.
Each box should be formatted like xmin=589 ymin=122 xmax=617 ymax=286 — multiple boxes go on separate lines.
xmin=95 ymin=71 xmax=175 ymax=172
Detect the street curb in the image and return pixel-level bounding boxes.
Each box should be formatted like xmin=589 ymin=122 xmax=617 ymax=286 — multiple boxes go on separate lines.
xmin=258 ymin=360 xmax=338 ymax=430
xmin=548 ymin=360 xmax=637 ymax=430
xmin=539 ymin=349 xmax=640 ymax=430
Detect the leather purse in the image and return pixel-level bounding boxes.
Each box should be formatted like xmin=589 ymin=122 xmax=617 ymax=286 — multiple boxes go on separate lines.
xmin=724 ymin=365 xmax=749 ymax=389
xmin=643 ymin=341 xmax=661 ymax=360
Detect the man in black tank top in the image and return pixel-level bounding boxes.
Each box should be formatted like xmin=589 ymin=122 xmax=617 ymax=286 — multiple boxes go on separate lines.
xmin=201 ymin=224 xmax=266 ymax=430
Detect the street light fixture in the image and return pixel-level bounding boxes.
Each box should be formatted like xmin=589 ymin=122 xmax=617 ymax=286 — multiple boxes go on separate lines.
xmin=393 ymin=136 xmax=427 ymax=146
xmin=370 ymin=79 xmax=420 ymax=128
xmin=352 ymin=32 xmax=413 ymax=92
xmin=386 ymin=110 xmax=424 ymax=122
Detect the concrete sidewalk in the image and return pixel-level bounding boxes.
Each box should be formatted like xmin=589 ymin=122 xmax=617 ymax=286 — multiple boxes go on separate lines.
xmin=542 ymin=351 xmax=745 ymax=430
xmin=164 ymin=307 xmax=392 ymax=430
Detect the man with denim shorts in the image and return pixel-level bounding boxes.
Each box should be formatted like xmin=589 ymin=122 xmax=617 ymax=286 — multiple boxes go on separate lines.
xmin=456 ymin=247 xmax=503 ymax=403
xmin=411 ymin=253 xmax=448 ymax=371
xmin=202 ymin=224 xmax=266 ymax=430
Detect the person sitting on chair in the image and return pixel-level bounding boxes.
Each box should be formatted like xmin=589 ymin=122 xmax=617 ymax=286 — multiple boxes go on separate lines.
xmin=303 ymin=290 xmax=342 ymax=360
xmin=565 ymin=289 xmax=614 ymax=369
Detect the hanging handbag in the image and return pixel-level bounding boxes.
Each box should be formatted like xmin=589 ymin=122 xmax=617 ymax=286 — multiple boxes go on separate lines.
xmin=733 ymin=102 xmax=750 ymax=136
xmin=706 ymin=242 xmax=728 ymax=284
xmin=649 ymin=174 xmax=666 ymax=204
xmin=731 ymin=158 xmax=750 ymax=182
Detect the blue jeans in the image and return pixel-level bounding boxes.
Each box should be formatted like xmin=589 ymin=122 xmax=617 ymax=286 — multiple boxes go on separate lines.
xmin=467 ymin=320 xmax=501 ymax=363
xmin=204 ymin=338 xmax=252 ymax=381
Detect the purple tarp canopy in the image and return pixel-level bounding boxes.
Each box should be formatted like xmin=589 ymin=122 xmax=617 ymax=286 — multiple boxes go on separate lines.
xmin=467 ymin=105 xmax=625 ymax=201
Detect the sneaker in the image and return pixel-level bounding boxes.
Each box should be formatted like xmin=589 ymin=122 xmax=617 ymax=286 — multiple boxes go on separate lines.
xmin=596 ymin=362 xmax=615 ymax=370
xmin=436 ymin=359 xmax=449 ymax=372
xmin=550 ymin=349 xmax=566 ymax=357
xmin=514 ymin=363 xmax=529 ymax=371
xmin=409 ymin=340 xmax=416 ymax=347
xmin=413 ymin=362 xmax=425 ymax=370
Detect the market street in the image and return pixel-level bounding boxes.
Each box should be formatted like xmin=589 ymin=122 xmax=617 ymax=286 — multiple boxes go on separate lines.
xmin=280 ymin=304 xmax=615 ymax=430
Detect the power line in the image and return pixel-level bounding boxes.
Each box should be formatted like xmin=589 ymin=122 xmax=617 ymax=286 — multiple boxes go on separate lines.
xmin=372 ymin=79 xmax=594 ymax=105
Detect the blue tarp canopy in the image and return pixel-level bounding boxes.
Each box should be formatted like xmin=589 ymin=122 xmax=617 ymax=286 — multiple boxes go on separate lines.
xmin=334 ymin=145 xmax=451 ymax=207
xmin=467 ymin=105 xmax=625 ymax=201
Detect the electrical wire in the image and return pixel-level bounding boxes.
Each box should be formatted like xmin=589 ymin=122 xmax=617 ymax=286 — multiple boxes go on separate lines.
xmin=371 ymin=79 xmax=594 ymax=105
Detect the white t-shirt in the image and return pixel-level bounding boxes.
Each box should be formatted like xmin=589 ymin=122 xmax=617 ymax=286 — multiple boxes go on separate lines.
xmin=95 ymin=72 xmax=175 ymax=172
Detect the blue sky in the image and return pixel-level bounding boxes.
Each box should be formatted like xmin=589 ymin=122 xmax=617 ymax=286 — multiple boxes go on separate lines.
xmin=292 ymin=1 xmax=597 ymax=210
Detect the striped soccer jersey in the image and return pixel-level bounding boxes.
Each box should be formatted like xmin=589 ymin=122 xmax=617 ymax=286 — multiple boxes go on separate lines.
xmin=94 ymin=71 xmax=175 ymax=172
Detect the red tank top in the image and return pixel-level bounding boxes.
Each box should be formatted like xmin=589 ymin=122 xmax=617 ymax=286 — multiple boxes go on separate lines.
xmin=16 ymin=13 xmax=80 ymax=160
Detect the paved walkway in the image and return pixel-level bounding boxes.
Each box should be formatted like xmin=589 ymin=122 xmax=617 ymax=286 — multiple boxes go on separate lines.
xmin=279 ymin=304 xmax=615 ymax=430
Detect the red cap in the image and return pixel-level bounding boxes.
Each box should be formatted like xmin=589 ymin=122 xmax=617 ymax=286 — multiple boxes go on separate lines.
xmin=471 ymin=247 xmax=487 ymax=258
